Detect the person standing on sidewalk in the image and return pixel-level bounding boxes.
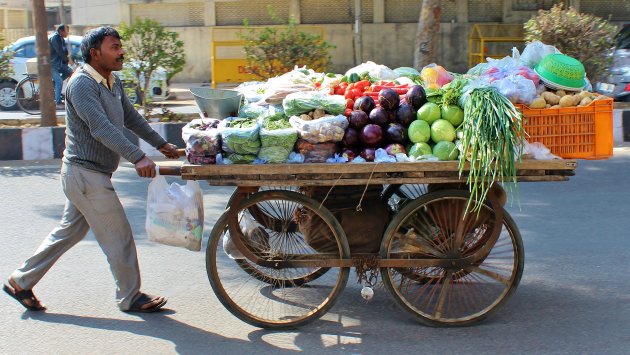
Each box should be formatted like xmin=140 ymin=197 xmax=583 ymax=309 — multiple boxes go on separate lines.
xmin=3 ymin=26 xmax=180 ymax=313
xmin=49 ymin=24 xmax=74 ymax=110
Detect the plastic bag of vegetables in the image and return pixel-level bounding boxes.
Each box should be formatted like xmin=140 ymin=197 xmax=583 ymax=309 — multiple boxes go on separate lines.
xmin=219 ymin=117 xmax=261 ymax=163
xmin=182 ymin=118 xmax=221 ymax=165
xmin=258 ymin=113 xmax=298 ymax=163
xmin=282 ymin=91 xmax=346 ymax=116
xmin=289 ymin=114 xmax=348 ymax=144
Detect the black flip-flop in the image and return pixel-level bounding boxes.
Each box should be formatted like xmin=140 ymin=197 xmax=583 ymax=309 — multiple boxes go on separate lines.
xmin=3 ymin=283 xmax=47 ymax=311
xmin=124 ymin=293 xmax=167 ymax=313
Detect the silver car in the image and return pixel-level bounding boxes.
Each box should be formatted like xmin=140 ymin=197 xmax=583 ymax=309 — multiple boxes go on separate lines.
xmin=595 ymin=26 xmax=630 ymax=101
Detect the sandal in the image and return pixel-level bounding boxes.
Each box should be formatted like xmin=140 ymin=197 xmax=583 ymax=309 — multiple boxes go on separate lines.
xmin=124 ymin=293 xmax=167 ymax=313
xmin=3 ymin=282 xmax=47 ymax=311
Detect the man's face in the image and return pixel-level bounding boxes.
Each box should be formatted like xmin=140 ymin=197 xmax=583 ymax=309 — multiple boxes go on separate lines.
xmin=91 ymin=36 xmax=125 ymax=72
xmin=60 ymin=28 xmax=69 ymax=37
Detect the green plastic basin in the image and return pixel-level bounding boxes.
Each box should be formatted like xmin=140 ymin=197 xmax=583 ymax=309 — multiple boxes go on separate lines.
xmin=534 ymin=54 xmax=586 ymax=91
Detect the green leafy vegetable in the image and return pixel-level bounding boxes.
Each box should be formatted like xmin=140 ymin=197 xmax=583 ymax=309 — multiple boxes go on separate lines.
xmin=458 ymin=87 xmax=525 ymax=214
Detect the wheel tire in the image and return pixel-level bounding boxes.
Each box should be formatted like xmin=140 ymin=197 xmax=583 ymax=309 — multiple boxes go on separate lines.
xmin=207 ymin=190 xmax=350 ymax=328
xmin=15 ymin=78 xmax=41 ymax=115
xmin=380 ymin=189 xmax=524 ymax=327
xmin=0 ymin=81 xmax=18 ymax=111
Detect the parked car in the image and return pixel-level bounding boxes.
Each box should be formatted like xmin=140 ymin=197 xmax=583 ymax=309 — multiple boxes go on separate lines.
xmin=0 ymin=35 xmax=169 ymax=111
xmin=595 ymin=25 xmax=630 ymax=101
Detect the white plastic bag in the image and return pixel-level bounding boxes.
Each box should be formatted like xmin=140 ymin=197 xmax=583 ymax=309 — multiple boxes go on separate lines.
xmin=146 ymin=174 xmax=204 ymax=251
xmin=345 ymin=61 xmax=398 ymax=80
xmin=519 ymin=41 xmax=562 ymax=68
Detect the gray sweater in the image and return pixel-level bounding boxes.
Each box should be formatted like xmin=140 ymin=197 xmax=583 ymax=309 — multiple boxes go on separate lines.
xmin=62 ymin=67 xmax=167 ymax=174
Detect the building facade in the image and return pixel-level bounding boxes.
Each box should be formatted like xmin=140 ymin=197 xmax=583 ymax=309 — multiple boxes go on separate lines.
xmin=67 ymin=0 xmax=628 ymax=83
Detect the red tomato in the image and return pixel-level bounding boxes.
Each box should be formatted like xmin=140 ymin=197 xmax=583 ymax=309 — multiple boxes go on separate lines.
xmin=335 ymin=87 xmax=345 ymax=95
xmin=346 ymin=98 xmax=354 ymax=109
xmin=344 ymin=108 xmax=353 ymax=116
xmin=344 ymin=91 xmax=354 ymax=100
xmin=350 ymin=88 xmax=362 ymax=98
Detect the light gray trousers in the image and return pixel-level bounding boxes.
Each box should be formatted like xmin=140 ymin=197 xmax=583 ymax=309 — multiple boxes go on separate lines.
xmin=11 ymin=163 xmax=141 ymax=310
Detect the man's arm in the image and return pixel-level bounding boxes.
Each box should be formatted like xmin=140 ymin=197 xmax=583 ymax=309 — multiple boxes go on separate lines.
xmin=69 ymin=76 xmax=147 ymax=164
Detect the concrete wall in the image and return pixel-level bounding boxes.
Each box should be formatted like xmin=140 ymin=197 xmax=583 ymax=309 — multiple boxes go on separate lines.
xmin=167 ymin=23 xmax=472 ymax=83
xmin=72 ymin=0 xmax=122 ymax=26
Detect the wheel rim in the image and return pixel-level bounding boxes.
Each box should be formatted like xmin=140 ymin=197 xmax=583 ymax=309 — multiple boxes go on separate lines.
xmin=207 ymin=191 xmax=350 ymax=328
xmin=16 ymin=82 xmax=40 ymax=115
xmin=0 ymin=87 xmax=16 ymax=108
xmin=380 ymin=190 xmax=523 ymax=326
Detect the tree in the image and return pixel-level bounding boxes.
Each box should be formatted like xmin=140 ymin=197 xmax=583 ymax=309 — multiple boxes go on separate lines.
xmin=524 ymin=4 xmax=617 ymax=81
xmin=238 ymin=6 xmax=335 ymax=80
xmin=0 ymin=34 xmax=14 ymax=79
xmin=413 ymin=0 xmax=441 ymax=69
xmin=119 ymin=18 xmax=185 ymax=117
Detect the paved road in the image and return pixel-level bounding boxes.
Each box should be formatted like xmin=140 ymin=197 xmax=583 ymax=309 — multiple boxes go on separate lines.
xmin=1 ymin=152 xmax=629 ymax=354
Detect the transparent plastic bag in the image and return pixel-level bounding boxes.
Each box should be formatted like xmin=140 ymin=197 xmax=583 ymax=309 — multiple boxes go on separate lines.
xmin=222 ymin=211 xmax=270 ymax=259
xmin=289 ymin=114 xmax=348 ymax=143
xmin=420 ymin=63 xmax=454 ymax=89
xmin=345 ymin=61 xmax=398 ymax=80
xmin=522 ymin=140 xmax=560 ymax=160
xmin=491 ymin=74 xmax=538 ymax=105
xmin=146 ymin=173 xmax=204 ymax=251
xmin=519 ymin=41 xmax=562 ymax=68
xmin=219 ymin=117 xmax=261 ymax=155
xmin=294 ymin=139 xmax=338 ymax=163
xmin=282 ymin=91 xmax=346 ymax=116
xmin=182 ymin=119 xmax=221 ymax=165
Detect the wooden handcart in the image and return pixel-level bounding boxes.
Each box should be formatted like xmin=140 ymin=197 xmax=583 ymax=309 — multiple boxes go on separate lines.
xmin=159 ymin=157 xmax=576 ymax=328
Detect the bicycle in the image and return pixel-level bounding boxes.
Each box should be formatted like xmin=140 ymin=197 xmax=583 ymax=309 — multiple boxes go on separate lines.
xmin=16 ymin=69 xmax=71 ymax=115
xmin=15 ymin=73 xmax=42 ymax=115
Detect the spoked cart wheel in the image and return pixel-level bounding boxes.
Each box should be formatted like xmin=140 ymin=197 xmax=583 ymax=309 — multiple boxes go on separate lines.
xmin=207 ymin=190 xmax=350 ymax=328
xmin=379 ymin=189 xmax=524 ymax=326
xmin=225 ymin=187 xmax=331 ymax=285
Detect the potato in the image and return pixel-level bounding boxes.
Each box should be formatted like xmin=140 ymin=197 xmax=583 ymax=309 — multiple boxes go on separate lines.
xmin=529 ymin=97 xmax=547 ymax=109
xmin=559 ymin=94 xmax=575 ymax=107
xmin=550 ymin=104 xmax=560 ymax=109
xmin=556 ymin=90 xmax=567 ymax=97
xmin=578 ymin=91 xmax=591 ymax=100
xmin=579 ymin=97 xmax=593 ymax=106
xmin=572 ymin=94 xmax=582 ymax=106
xmin=546 ymin=104 xmax=551 ymax=108
xmin=542 ymin=91 xmax=560 ymax=105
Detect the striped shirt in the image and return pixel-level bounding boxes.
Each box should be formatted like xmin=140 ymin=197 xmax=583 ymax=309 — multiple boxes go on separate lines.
xmin=62 ymin=65 xmax=167 ymax=174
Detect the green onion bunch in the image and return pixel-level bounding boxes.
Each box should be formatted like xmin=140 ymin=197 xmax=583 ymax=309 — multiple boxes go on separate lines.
xmin=458 ymin=87 xmax=525 ymax=213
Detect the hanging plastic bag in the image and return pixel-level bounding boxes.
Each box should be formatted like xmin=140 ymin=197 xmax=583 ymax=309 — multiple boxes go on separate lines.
xmin=519 ymin=41 xmax=562 ymax=68
xmin=146 ymin=173 xmax=204 ymax=251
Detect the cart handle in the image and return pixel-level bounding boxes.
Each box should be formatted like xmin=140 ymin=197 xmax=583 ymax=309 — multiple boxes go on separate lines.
xmin=157 ymin=149 xmax=186 ymax=176
xmin=159 ymin=165 xmax=182 ymax=176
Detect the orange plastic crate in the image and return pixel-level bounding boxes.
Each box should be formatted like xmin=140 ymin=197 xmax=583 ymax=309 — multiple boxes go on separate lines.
xmin=517 ymin=98 xmax=613 ymax=159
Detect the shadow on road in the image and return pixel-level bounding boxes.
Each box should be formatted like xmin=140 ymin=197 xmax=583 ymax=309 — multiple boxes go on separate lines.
xmin=21 ymin=310 xmax=292 ymax=354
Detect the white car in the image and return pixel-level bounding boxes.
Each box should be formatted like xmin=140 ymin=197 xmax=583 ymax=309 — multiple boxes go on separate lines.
xmin=0 ymin=35 xmax=169 ymax=111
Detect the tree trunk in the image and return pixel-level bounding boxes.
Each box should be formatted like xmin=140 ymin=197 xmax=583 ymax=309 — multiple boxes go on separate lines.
xmin=413 ymin=0 xmax=442 ymax=69
xmin=33 ymin=0 xmax=57 ymax=126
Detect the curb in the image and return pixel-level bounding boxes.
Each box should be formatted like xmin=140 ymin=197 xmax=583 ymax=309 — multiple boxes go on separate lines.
xmin=0 ymin=122 xmax=189 ymax=161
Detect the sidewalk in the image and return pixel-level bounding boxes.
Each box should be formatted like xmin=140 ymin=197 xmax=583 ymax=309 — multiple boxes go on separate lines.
xmin=0 ymin=82 xmax=208 ymax=126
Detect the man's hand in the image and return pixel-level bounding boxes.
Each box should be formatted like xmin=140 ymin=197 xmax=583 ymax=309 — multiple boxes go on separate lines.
xmin=158 ymin=143 xmax=180 ymax=159
xmin=135 ymin=156 xmax=156 ymax=178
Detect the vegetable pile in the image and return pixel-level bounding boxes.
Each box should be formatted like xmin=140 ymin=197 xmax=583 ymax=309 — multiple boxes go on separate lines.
xmin=183 ymin=45 xmax=606 ymax=206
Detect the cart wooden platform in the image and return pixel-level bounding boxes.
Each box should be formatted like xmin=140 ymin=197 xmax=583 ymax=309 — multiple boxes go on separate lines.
xmin=159 ymin=158 xmax=576 ymax=328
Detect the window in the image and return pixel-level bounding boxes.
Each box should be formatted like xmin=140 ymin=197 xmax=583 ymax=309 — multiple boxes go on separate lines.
xmin=12 ymin=43 xmax=36 ymax=58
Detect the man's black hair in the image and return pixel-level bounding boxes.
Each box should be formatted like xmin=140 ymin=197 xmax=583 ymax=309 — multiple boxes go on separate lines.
xmin=56 ymin=24 xmax=67 ymax=33
xmin=81 ymin=26 xmax=121 ymax=64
